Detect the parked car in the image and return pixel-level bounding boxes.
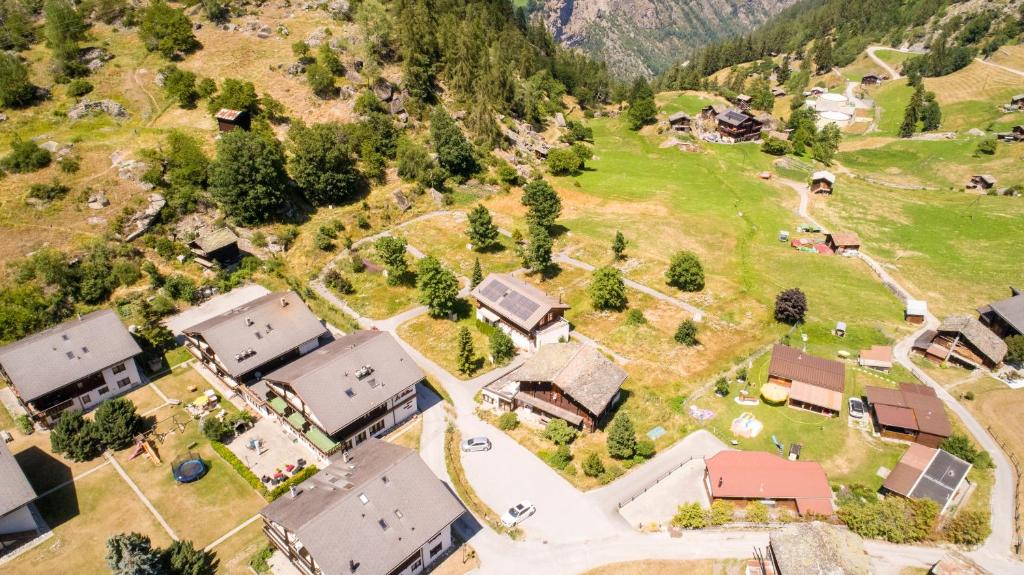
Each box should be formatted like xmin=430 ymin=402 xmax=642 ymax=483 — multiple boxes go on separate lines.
xmin=501 ymin=500 xmax=536 ymax=528
xmin=848 ymin=397 xmax=865 ymax=419
xmin=460 ymin=436 xmax=492 ymax=452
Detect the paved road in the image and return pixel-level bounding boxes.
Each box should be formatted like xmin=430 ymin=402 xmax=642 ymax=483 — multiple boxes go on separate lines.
xmin=554 ymin=252 xmax=707 ymax=322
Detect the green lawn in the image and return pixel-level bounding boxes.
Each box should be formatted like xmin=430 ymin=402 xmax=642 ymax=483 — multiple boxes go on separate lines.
xmin=335 ymin=258 xmax=421 ymax=319
xmin=865 ymin=81 xmax=914 ymax=137
xmin=656 ymin=91 xmax=725 ymax=116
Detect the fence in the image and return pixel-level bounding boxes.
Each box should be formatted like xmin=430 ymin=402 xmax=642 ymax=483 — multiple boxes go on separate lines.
xmin=617 ymin=456 xmax=696 ymax=509
xmin=987 ymin=425 xmax=1023 ymax=555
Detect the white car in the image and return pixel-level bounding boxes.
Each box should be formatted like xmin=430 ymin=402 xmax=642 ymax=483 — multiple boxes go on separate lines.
xmin=460 ymin=436 xmax=492 ymax=452
xmin=500 ymin=500 xmax=536 ymax=528
xmin=848 ymin=397 xmax=865 ymax=419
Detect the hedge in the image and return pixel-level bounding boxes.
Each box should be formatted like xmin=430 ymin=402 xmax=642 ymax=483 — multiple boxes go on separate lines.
xmin=267 ymin=466 xmax=319 ymax=501
xmin=211 ymin=440 xmax=267 ymax=497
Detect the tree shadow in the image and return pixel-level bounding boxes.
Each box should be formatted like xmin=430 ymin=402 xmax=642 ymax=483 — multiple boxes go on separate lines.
xmin=452 ymin=298 xmax=474 ymax=320
xmin=538 ymin=263 xmax=564 ymax=281
xmin=548 ymin=224 xmax=570 ymax=238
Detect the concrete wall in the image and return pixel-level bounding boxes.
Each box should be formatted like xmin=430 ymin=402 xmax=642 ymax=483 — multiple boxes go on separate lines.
xmin=0 ymin=505 xmax=37 ymax=536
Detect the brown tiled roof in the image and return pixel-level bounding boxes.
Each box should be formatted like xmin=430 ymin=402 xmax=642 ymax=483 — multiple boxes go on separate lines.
xmin=874 ymin=404 xmax=917 ymax=429
xmin=768 ymin=344 xmax=846 ymax=393
xmin=859 ymin=345 xmax=893 ymax=367
xmin=790 ymin=381 xmax=843 ymax=412
xmin=865 ymin=383 xmax=952 ymax=438
xmin=215 ymin=108 xmax=245 ymax=121
xmin=827 ymin=232 xmax=861 ymax=248
xmin=705 ymin=451 xmax=834 ymax=516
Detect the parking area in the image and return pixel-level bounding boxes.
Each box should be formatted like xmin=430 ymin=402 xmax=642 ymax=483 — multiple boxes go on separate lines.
xmin=225 ymin=416 xmax=319 ymax=482
xmin=618 ymin=459 xmax=710 ymax=529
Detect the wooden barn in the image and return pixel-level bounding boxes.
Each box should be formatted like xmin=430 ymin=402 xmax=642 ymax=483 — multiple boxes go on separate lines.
xmin=913 ymin=315 xmax=1007 ymax=370
xmin=715 ymin=109 xmax=764 ymax=142
xmin=735 ymin=94 xmax=753 ymax=111
xmin=824 ymin=232 xmax=861 ymax=254
xmin=767 ymin=344 xmax=846 ymax=417
xmin=667 ymin=112 xmax=692 ymax=132
xmin=810 ymin=170 xmax=835 ymax=194
xmin=977 ymin=287 xmax=1024 ymax=339
xmin=864 ymin=383 xmax=952 ymax=447
xmin=215 ymin=108 xmax=251 ymax=132
xmin=905 ymin=299 xmax=928 ymax=324
xmin=189 ymin=227 xmax=240 ymax=269
xmin=860 ymin=74 xmax=884 ymax=86
xmin=967 ymin=174 xmax=996 ymax=190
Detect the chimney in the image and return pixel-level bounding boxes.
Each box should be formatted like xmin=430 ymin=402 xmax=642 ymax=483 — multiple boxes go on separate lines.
xmin=280 ymin=297 xmax=289 ymax=307
xmin=718 ymin=477 xmax=723 ymax=488
xmin=349 ymin=560 xmax=359 ymax=573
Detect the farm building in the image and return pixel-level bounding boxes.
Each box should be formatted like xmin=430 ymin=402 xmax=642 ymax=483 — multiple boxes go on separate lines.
xmin=735 ymin=94 xmax=753 ymax=110
xmin=0 ymin=441 xmax=39 ymax=547
xmin=977 ymin=287 xmax=1024 ymax=339
xmin=704 ymin=451 xmax=834 ymax=516
xmin=715 ymin=109 xmax=764 ymax=142
xmin=809 ymin=170 xmax=835 ymax=194
xmin=967 ymin=175 xmax=996 ymax=190
xmin=700 ymin=104 xmax=727 ymax=120
xmin=809 ymin=86 xmax=827 ymax=96
xmin=906 ymin=299 xmax=928 ymax=324
xmin=215 ymin=108 xmax=251 ymax=132
xmin=913 ymin=316 xmax=1007 ymax=370
xmin=858 ymin=345 xmax=893 ymax=371
xmin=481 ymin=342 xmax=625 ymax=431
xmin=824 ymin=232 xmax=861 ymax=254
xmin=260 ymin=439 xmax=464 ymax=575
xmin=860 ymin=74 xmax=883 ymax=85
xmin=181 ymin=291 xmax=330 ymax=387
xmin=996 ymin=125 xmax=1024 ymax=142
xmin=882 ymin=444 xmax=970 ymax=514
xmin=864 ymin=383 xmax=952 ymax=447
xmin=189 ymin=227 xmax=240 ymax=269
xmin=752 ymin=522 xmax=871 ymax=575
xmin=766 ymin=344 xmax=846 ymax=416
xmin=253 ymin=331 xmax=423 ymax=458
xmin=0 ymin=310 xmax=143 ymax=427
xmin=667 ymin=112 xmax=692 ymax=132
xmin=1011 ymin=94 xmax=1024 ymax=110
xmin=471 ymin=273 xmax=570 ymax=351
xmin=771 ymin=87 xmax=787 ymax=97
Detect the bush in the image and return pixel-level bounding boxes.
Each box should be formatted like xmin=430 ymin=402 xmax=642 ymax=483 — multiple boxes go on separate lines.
xmin=674 ymin=320 xmax=699 ymax=346
xmin=546 ymin=147 xmax=583 ymax=176
xmin=489 ymin=329 xmax=515 ymax=365
xmin=249 ymin=544 xmax=274 ymax=574
xmin=323 ymin=269 xmax=353 ymax=294
xmin=975 ymin=138 xmax=997 ymax=156
xmin=59 ymin=155 xmax=81 ymax=174
xmin=548 ymin=445 xmax=572 ymax=470
xmin=709 ymin=500 xmax=734 ymax=525
xmin=543 ymin=419 xmax=578 ymax=445
xmin=589 ymin=266 xmax=628 ymax=311
xmin=582 ymin=452 xmax=605 ymax=477
xmin=962 ymin=391 xmax=975 ymax=401
xmin=211 ymin=440 xmax=266 ymax=496
xmin=498 ymin=412 xmax=519 ymax=431
xmin=714 ymin=377 xmax=730 ymax=397
xmin=2 ymin=136 xmax=52 ymax=173
xmin=1005 ymin=335 xmax=1024 ymax=365
xmin=350 ymin=254 xmax=366 ymax=273
xmin=746 ymin=501 xmax=769 ymax=523
xmin=28 ymin=180 xmax=71 ymax=201
xmin=837 ymin=497 xmax=938 ymax=543
xmin=665 ymin=251 xmax=705 ymax=291
xmin=16 ymin=415 xmax=33 ymax=435
xmin=202 ymin=417 xmax=233 ymax=442
xmin=672 ymin=502 xmax=707 ymax=529
xmin=774 ymin=288 xmax=808 ymax=325
xmin=624 ymin=309 xmax=647 ymax=326
xmin=940 ymin=433 xmax=992 ymax=468
xmin=635 ymin=439 xmax=656 ymax=459
xmin=267 ymin=466 xmax=319 ymax=501
xmin=93 ymin=398 xmax=141 ymax=450
xmin=943 ymin=509 xmax=991 ymax=546
xmin=761 ymin=136 xmax=790 ymax=156
xmin=67 ymin=79 xmax=93 ymax=97
xmin=597 ymin=464 xmax=624 ymax=485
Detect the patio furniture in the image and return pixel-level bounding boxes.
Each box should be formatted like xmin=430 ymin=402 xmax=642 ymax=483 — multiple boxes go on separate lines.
xmin=285 ymin=464 xmax=295 ymax=473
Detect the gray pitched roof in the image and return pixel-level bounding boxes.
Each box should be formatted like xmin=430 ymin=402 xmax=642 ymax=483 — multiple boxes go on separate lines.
xmin=769 ymin=522 xmax=871 ymax=575
xmin=191 ymin=227 xmax=238 ymax=253
xmin=512 ymin=343 xmax=626 ymax=416
xmin=716 ymin=109 xmax=753 ymax=126
xmin=471 ymin=273 xmax=569 ymax=333
xmin=938 ymin=315 xmax=1007 ymax=366
xmin=263 ymin=331 xmax=424 ymax=435
xmin=985 ymin=291 xmax=1024 ymax=334
xmin=260 ymin=439 xmax=463 ymax=575
xmin=667 ymin=111 xmax=691 ymax=122
xmin=182 ymin=292 xmax=328 ymax=378
xmin=0 ymin=310 xmax=142 ymax=402
xmin=908 ymin=448 xmax=971 ymax=506
xmin=0 ymin=441 xmax=35 ymax=517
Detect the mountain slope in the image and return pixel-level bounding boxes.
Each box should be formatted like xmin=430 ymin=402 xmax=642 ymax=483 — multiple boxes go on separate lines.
xmin=531 ymin=0 xmax=797 ymax=77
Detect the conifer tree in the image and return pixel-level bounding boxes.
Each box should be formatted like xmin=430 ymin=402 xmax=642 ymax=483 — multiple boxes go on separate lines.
xmin=456 ymin=326 xmax=475 ymax=375
xmin=466 ymin=205 xmax=500 ymax=251
xmin=625 ymin=77 xmax=657 ymax=130
xmin=607 ymin=412 xmax=637 ymax=459
xmin=612 ymin=231 xmax=627 ymax=260
xmin=471 ymin=257 xmax=483 ymax=289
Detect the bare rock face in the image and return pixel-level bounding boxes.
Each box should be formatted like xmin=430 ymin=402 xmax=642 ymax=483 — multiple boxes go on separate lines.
xmin=306 ymin=26 xmax=330 ymax=48
xmin=532 ymin=0 xmax=796 ymax=76
xmin=372 ymin=78 xmax=394 ymax=102
xmin=68 ymin=98 xmax=128 ymax=120
xmin=123 ymin=194 xmax=167 ymax=241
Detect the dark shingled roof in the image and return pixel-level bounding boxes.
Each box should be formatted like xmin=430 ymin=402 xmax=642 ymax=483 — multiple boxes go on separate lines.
xmin=0 ymin=309 xmax=141 ymax=402
xmin=937 ymin=316 xmax=1007 ymax=366
xmin=981 ymin=290 xmax=1024 ymax=335
xmin=0 ymin=441 xmax=35 ymax=517
xmin=769 ymin=522 xmax=871 ymax=575
xmin=191 ymin=227 xmax=238 ymax=254
xmin=512 ymin=343 xmax=626 ymax=417
xmin=768 ymin=344 xmax=846 ymax=393
xmin=182 ymin=291 xmax=328 ymax=378
xmin=667 ymin=112 xmax=691 ymax=123
xmin=716 ymin=109 xmax=753 ymax=126
xmin=263 ymin=331 xmax=424 ymax=435
xmin=260 ymin=439 xmax=463 ymax=575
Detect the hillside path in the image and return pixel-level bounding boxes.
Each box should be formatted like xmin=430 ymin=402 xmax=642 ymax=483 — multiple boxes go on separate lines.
xmin=974 ymin=57 xmax=1024 ymax=78
xmin=865 ymin=45 xmax=919 ymax=79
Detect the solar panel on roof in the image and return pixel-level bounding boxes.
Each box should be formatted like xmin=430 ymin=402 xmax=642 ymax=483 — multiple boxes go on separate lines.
xmin=499 ymin=291 xmax=540 ymax=321
xmin=480 ymin=280 xmax=508 ymax=300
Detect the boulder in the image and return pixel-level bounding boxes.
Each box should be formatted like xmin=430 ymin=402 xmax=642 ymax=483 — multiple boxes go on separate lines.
xmin=40 ymin=141 xmax=61 ymax=153
xmin=123 ymin=194 xmax=167 ymax=241
xmin=344 ymin=68 xmax=363 ymax=85
xmin=306 ymin=26 xmax=330 ymax=48
xmin=392 ymin=190 xmax=411 ymax=211
xmin=372 ymin=78 xmax=394 ymax=102
xmin=0 ymin=113 xmax=7 ymax=122
xmin=286 ymin=61 xmax=306 ymax=75
xmin=327 ymin=0 xmax=350 ymax=17
xmin=256 ymin=26 xmax=272 ymax=39
xmin=554 ymin=112 xmax=566 ymax=127
xmin=68 ymin=98 xmax=128 ymax=121
xmin=87 ymin=192 xmax=109 ymax=209
xmin=966 ymin=128 xmax=986 ymax=137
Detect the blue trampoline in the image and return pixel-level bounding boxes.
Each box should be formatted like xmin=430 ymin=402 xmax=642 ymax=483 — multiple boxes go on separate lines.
xmin=172 ymin=453 xmax=207 ymax=483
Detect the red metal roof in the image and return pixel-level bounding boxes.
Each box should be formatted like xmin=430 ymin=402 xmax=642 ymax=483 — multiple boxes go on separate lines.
xmin=706 ymin=451 xmax=834 ymax=516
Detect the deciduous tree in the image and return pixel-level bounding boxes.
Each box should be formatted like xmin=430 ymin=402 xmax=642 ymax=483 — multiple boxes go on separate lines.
xmin=773 ymin=288 xmax=807 ymax=325
xmin=430 ymin=107 xmax=476 ymax=178
xmin=665 ymin=251 xmax=705 ymax=292
xmin=139 ymin=0 xmax=200 ymax=59
xmin=416 ymin=255 xmax=459 ymax=318
xmin=589 ymin=267 xmax=627 ymax=311
xmin=0 ymin=52 xmax=35 ymax=108
xmin=287 ymin=121 xmax=361 ymax=206
xmin=374 ymin=236 xmax=409 ymax=285
xmin=208 ymin=130 xmax=288 ymax=225
xmin=521 ymin=223 xmax=552 ymax=272
xmin=489 ymin=329 xmax=515 ymax=365
xmin=521 ymin=179 xmax=562 ymax=230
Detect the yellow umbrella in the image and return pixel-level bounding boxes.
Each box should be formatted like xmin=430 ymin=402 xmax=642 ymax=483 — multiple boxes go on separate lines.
xmin=760 ymin=382 xmax=789 ymax=404
xmin=193 ymin=395 xmax=210 ymax=408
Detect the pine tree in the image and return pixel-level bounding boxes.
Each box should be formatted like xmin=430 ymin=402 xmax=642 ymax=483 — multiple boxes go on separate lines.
xmin=471 ymin=257 xmax=483 ymax=289
xmin=44 ymin=0 xmax=88 ymax=80
xmin=466 ymin=204 xmax=500 ymax=251
xmin=93 ymin=399 xmax=140 ymax=450
xmin=813 ymin=37 xmax=834 ymax=74
xmin=776 ymin=54 xmax=792 ymax=85
xmin=611 ymin=231 xmax=626 ymax=260
xmin=606 ymin=412 xmax=637 ymax=459
xmin=166 ymin=539 xmax=215 ymax=575
xmin=0 ymin=52 xmax=35 ymax=108
xmin=625 ymin=77 xmax=657 ymax=130
xmin=106 ymin=533 xmax=164 ymax=575
xmin=456 ymin=326 xmax=475 ymax=375
xmin=416 ymin=255 xmax=459 ymax=318
xmin=900 ymin=83 xmax=926 ymax=138
xmin=921 ymin=94 xmax=942 ymax=132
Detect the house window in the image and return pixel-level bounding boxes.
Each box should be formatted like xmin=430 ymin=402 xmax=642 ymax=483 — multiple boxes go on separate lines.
xmin=429 ymin=542 xmax=443 ymax=558
xmin=369 ymin=420 xmax=385 ymax=435
xmin=117 ymin=378 xmax=132 ymax=388
xmin=81 ymin=394 xmax=92 ymax=404
xmin=342 ymin=439 xmax=353 ymax=451
xmin=111 ymin=363 xmax=127 ymax=374
xmin=356 ymin=431 xmax=367 ymax=444
xmin=403 ymin=400 xmax=414 ymax=410
xmin=412 ymin=559 xmax=422 ymax=572
xmin=98 ymin=387 xmax=109 ymax=396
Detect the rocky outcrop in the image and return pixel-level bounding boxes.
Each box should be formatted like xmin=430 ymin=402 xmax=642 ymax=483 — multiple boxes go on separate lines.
xmin=123 ymin=194 xmax=167 ymax=241
xmin=531 ymin=0 xmax=796 ymax=77
xmin=68 ymin=98 xmax=128 ymax=120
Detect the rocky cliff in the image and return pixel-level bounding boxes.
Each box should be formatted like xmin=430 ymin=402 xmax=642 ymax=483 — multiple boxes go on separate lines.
xmin=533 ymin=0 xmax=796 ymax=77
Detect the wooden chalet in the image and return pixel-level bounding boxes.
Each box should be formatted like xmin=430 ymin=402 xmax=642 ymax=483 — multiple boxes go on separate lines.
xmin=810 ymin=170 xmax=835 ymax=194
xmin=824 ymin=232 xmax=860 ymax=254
xmin=471 ymin=273 xmax=570 ymax=351
xmin=766 ymin=344 xmax=845 ymax=416
xmin=967 ymin=175 xmax=996 ymax=190
xmin=215 ymin=108 xmax=251 ymax=132
xmin=913 ymin=315 xmax=1007 ymax=370
xmin=667 ymin=112 xmax=692 ymax=132
xmin=864 ymin=383 xmax=951 ymax=447
xmin=700 ymin=104 xmax=727 ymax=121
xmin=771 ymin=87 xmax=787 ymax=97
xmin=189 ymin=227 xmax=240 ymax=269
xmin=481 ymin=343 xmax=625 ymax=431
xmin=860 ymin=74 xmax=883 ymax=86
xmin=977 ymin=287 xmax=1024 ymax=339
xmin=1012 ymin=94 xmax=1024 ymax=110
xmin=715 ymin=109 xmax=764 ymax=142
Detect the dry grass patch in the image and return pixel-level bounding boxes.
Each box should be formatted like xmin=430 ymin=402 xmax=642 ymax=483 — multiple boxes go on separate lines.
xmin=9 ymin=431 xmax=108 ymax=493
xmin=399 ymin=213 xmax=521 ymax=277
xmin=988 ymin=44 xmax=1024 ymax=72
xmin=10 ymin=464 xmax=174 ymax=575
xmin=582 ymin=559 xmax=742 ymax=575
xmin=387 ymin=416 xmax=424 ymax=451
xmin=148 ymin=365 xmax=217 ymax=403
xmin=206 ymin=520 xmax=268 ymax=575
xmin=924 ymin=60 xmax=1024 ymax=106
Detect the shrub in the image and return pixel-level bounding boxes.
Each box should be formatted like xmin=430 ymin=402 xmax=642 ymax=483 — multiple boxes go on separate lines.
xmin=674 ymin=319 xmax=699 ymax=346
xmin=838 ymin=497 xmax=938 ymax=543
xmin=714 ymin=377 xmax=730 ymax=396
xmin=597 ymin=464 xmax=624 ymax=485
xmin=746 ymin=501 xmax=769 ymax=523
xmin=543 ymin=419 xmax=578 ymax=445
xmin=761 ymin=136 xmax=790 ymax=156
xmin=323 ymin=269 xmax=353 ymax=294
xmin=350 ymin=254 xmax=366 ymax=273
xmin=28 ymin=180 xmax=71 ymax=201
xmin=589 ymin=266 xmax=628 ymax=311
xmin=943 ymin=509 xmax=991 ymax=546
xmin=582 ymin=453 xmax=605 ymax=477
xmin=498 ymin=412 xmax=519 ymax=431
xmin=93 ymin=398 xmax=141 ymax=450
xmin=546 ymin=147 xmax=583 ymax=176
xmin=267 ymin=466 xmax=319 ymax=501
xmin=774 ymin=288 xmax=808 ymax=325
xmin=1005 ymin=335 xmax=1024 ymax=365
xmin=67 ymin=79 xmax=94 ymax=97
xmin=16 ymin=415 xmax=33 ymax=435
xmin=672 ymin=502 xmax=707 ymax=529
xmin=975 ymin=138 xmax=997 ymax=156
xmin=489 ymin=329 xmax=515 ymax=365
xmin=665 ymin=251 xmax=705 ymax=291
xmin=607 ymin=412 xmax=637 ymax=459
xmin=59 ymin=154 xmax=81 ymax=174
xmin=963 ymin=391 xmax=975 ymax=401
xmin=548 ymin=445 xmax=572 ymax=470
xmin=624 ymin=308 xmax=647 ymax=326
xmin=940 ymin=433 xmax=992 ymax=468
xmin=709 ymin=500 xmax=734 ymax=525
xmin=211 ymin=440 xmax=266 ymax=495
xmin=2 ymin=136 xmax=52 ymax=173
xmin=202 ymin=417 xmax=233 ymax=442
xmin=635 ymin=439 xmax=656 ymax=459
xmin=249 ymin=544 xmax=274 ymax=574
